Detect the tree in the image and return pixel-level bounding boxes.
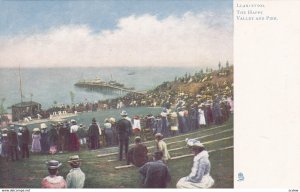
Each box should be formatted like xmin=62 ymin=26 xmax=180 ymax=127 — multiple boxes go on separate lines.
xmin=30 ymin=93 xmax=33 ymax=102
xmin=70 ymin=91 xmax=75 ymax=105
xmin=0 ymin=98 xmax=6 ymax=114
xmin=200 ymin=69 xmax=204 ymax=75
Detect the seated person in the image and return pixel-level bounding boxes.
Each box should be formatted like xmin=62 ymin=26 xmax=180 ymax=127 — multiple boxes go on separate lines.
xmin=176 ymin=140 xmax=214 ymax=188
xmin=127 ymin=136 xmax=148 ymax=167
xmin=139 ymin=151 xmax=171 ymax=188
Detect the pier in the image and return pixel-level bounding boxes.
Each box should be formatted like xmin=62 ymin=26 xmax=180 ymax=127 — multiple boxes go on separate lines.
xmin=75 ymin=79 xmax=146 ymax=95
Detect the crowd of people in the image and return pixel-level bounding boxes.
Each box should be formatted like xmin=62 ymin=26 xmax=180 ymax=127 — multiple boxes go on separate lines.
xmin=0 ymin=92 xmax=233 ymax=159
xmin=0 ymin=99 xmax=231 ymax=188
xmin=11 ymin=66 xmax=232 ymax=122
xmin=0 ymin=67 xmax=233 ymax=188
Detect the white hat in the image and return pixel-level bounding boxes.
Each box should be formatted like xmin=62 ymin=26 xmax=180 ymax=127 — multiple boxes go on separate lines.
xmin=171 ymin=112 xmax=177 ymax=118
xmin=40 ymin=123 xmax=47 ymax=129
xmin=109 ymin=117 xmax=116 ymax=123
xmin=120 ymin=110 xmax=128 ymax=116
xmin=33 ymin=128 xmax=40 ymax=132
xmin=186 ymin=138 xmax=204 ymax=147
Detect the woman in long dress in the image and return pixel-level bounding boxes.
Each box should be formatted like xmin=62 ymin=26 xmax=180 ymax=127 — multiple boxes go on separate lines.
xmin=198 ymin=104 xmax=206 ymax=128
xmin=31 ymin=128 xmax=41 ymax=153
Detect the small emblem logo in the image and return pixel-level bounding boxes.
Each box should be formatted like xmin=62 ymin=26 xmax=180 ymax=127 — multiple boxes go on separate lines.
xmin=237 ymin=172 xmax=244 ymax=181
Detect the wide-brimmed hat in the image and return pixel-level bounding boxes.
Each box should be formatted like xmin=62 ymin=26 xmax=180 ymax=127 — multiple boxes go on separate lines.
xmin=2 ymin=128 xmax=8 ymax=132
xmin=40 ymin=123 xmax=47 ymax=129
xmin=155 ymin=133 xmax=163 ymax=139
xmin=186 ymin=138 xmax=204 ymax=148
xmin=70 ymin=119 xmax=76 ymax=123
xmin=68 ymin=155 xmax=82 ymax=166
xmin=120 ymin=110 xmax=128 ymax=116
xmin=46 ymin=160 xmax=62 ymax=169
xmin=109 ymin=117 xmax=116 ymax=123
xmin=33 ymin=128 xmax=40 ymax=132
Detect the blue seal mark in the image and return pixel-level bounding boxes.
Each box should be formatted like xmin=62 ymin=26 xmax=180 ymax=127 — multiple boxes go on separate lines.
xmin=237 ymin=172 xmax=244 ymax=181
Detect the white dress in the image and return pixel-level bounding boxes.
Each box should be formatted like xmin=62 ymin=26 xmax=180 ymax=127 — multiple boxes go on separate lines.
xmin=198 ymin=108 xmax=206 ymax=125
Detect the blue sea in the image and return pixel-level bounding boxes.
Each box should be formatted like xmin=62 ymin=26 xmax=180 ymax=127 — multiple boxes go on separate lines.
xmin=0 ymin=67 xmax=200 ymax=111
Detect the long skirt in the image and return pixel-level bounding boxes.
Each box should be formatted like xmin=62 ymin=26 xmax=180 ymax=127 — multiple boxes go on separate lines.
xmin=176 ymin=175 xmax=214 ymax=188
xmin=69 ymin=133 xmax=80 ymax=151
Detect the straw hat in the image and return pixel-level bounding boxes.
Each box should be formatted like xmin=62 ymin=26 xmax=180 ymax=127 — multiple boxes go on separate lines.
xmin=40 ymin=123 xmax=47 ymax=129
xmin=68 ymin=155 xmax=82 ymax=166
xmin=33 ymin=128 xmax=40 ymax=132
xmin=109 ymin=117 xmax=116 ymax=123
xmin=46 ymin=160 xmax=62 ymax=169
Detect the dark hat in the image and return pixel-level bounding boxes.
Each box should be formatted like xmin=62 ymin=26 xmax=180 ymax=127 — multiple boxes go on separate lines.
xmin=46 ymin=160 xmax=62 ymax=169
xmin=134 ymin=136 xmax=141 ymax=143
xmin=92 ymin=118 xmax=96 ymax=122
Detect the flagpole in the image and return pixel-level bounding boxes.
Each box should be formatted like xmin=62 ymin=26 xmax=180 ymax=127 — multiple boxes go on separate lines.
xmin=18 ymin=64 xmax=23 ymax=104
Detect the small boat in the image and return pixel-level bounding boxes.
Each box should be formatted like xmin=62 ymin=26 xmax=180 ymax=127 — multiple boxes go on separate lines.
xmin=128 ymin=71 xmax=135 ymax=75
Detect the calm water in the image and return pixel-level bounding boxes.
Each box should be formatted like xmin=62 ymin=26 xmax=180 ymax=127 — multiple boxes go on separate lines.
xmin=0 ymin=67 xmax=200 ymax=111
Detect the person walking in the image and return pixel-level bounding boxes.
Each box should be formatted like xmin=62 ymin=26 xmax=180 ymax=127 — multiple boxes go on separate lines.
xmin=116 ymin=110 xmax=132 ymax=161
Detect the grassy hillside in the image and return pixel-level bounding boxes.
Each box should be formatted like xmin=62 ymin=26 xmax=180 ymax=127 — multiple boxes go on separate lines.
xmin=0 ymin=115 xmax=233 ymax=188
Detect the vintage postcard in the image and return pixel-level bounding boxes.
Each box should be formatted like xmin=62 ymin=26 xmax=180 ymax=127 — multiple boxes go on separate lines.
xmin=2 ymin=0 xmax=298 ymax=190
xmin=0 ymin=0 xmax=233 ymax=189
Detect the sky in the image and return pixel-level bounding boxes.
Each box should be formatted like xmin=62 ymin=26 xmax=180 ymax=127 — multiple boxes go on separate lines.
xmin=0 ymin=0 xmax=233 ymax=68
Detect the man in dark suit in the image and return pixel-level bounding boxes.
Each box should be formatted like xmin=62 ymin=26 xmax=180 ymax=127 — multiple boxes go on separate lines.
xmin=88 ymin=118 xmax=100 ymax=150
xmin=116 ymin=111 xmax=132 ymax=161
xmin=8 ymin=125 xmax=19 ymax=161
xmin=21 ymin=126 xmax=30 ymax=158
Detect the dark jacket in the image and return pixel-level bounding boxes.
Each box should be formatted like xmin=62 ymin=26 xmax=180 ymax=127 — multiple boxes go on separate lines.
xmin=22 ymin=128 xmax=30 ymax=144
xmin=116 ymin=118 xmax=132 ymax=139
xmin=88 ymin=123 xmax=100 ymax=137
xmin=8 ymin=130 xmax=18 ymax=147
xmin=139 ymin=160 xmax=171 ymax=188
xmin=48 ymin=128 xmax=59 ymax=146
xmin=127 ymin=143 xmax=148 ymax=167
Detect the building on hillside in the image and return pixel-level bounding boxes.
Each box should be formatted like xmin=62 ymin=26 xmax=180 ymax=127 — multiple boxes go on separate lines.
xmin=12 ymin=101 xmax=41 ymax=122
